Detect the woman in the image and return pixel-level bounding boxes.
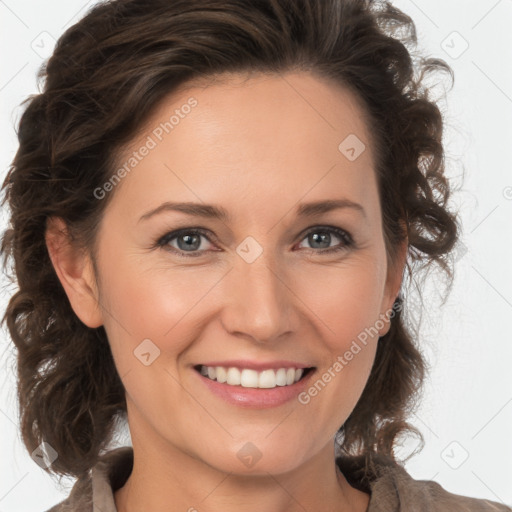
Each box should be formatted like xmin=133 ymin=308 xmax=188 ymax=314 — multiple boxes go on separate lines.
xmin=1 ymin=0 xmax=510 ymax=510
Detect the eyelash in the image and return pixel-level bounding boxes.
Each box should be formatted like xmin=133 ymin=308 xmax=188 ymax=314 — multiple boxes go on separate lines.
xmin=154 ymin=226 xmax=355 ymax=258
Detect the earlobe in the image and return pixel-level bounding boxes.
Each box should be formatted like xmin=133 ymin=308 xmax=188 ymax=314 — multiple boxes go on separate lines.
xmin=45 ymin=216 xmax=104 ymax=328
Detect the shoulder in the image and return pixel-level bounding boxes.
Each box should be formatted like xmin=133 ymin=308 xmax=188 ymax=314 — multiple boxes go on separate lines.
xmin=43 ymin=446 xmax=133 ymax=512
xmin=370 ymin=463 xmax=512 ymax=511
xmin=336 ymin=454 xmax=512 ymax=512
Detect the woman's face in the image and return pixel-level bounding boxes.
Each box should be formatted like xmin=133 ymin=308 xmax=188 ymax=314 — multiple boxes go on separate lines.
xmin=61 ymin=71 xmax=405 ymax=475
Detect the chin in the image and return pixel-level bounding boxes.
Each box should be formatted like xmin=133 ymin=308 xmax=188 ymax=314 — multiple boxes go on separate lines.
xmin=196 ymin=440 xmax=309 ymax=477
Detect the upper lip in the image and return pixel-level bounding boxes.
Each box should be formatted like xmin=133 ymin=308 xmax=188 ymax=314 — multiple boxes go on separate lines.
xmin=196 ymin=360 xmax=314 ymax=371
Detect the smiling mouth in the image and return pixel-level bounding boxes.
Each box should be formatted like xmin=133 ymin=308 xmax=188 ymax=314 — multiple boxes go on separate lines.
xmin=193 ymin=364 xmax=315 ymax=389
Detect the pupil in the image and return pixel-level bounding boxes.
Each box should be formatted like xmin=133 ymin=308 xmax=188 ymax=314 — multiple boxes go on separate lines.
xmin=310 ymin=232 xmax=330 ymax=249
xmin=178 ymin=234 xmax=200 ymax=251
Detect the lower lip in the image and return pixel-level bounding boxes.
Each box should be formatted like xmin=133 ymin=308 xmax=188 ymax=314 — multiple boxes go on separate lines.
xmin=195 ymin=368 xmax=316 ymax=409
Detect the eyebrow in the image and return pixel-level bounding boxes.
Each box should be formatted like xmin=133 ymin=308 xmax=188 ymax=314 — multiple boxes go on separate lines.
xmin=138 ymin=198 xmax=366 ymax=224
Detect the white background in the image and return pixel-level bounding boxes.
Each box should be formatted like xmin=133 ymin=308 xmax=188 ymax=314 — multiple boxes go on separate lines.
xmin=1 ymin=1 xmax=511 ymax=510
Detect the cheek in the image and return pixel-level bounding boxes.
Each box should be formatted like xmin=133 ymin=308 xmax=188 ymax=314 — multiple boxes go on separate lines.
xmin=96 ymin=246 xmax=236 ymax=383
xmin=293 ymin=255 xmax=386 ymax=342
xmin=292 ymin=257 xmax=384 ymax=396
xmin=100 ymin=245 xmax=192 ymax=323
xmin=96 ymin=253 xmax=204 ymax=425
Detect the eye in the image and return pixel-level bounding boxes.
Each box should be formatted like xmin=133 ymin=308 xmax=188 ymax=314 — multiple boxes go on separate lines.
xmin=156 ymin=228 xmax=216 ymax=257
xmin=296 ymin=226 xmax=354 ymax=254
xmin=155 ymin=225 xmax=354 ymax=258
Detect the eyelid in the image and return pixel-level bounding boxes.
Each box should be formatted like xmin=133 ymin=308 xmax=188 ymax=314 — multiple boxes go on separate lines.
xmin=156 ymin=225 xmax=355 ymax=257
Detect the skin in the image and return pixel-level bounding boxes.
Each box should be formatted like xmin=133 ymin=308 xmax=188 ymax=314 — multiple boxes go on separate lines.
xmin=46 ymin=71 xmax=407 ymax=512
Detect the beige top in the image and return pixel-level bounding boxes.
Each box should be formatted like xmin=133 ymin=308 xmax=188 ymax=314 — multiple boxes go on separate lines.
xmin=45 ymin=446 xmax=512 ymax=511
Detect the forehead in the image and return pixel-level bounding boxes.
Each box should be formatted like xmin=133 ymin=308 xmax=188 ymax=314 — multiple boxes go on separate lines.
xmin=150 ymin=70 xmax=375 ymax=160
xmin=110 ymin=71 xmax=379 ymax=223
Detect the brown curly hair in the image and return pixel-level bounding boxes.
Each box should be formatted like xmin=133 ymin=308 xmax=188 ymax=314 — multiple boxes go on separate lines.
xmin=0 ymin=0 xmax=458 ymax=480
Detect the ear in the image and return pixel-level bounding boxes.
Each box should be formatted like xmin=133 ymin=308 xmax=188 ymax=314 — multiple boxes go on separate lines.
xmin=378 ymin=233 xmax=408 ymax=337
xmin=45 ymin=216 xmax=103 ymax=328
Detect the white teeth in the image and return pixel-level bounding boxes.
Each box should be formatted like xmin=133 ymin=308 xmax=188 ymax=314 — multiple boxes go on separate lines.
xmin=275 ymin=368 xmax=287 ymax=386
xmin=199 ymin=365 xmax=307 ymax=388
xmin=215 ymin=366 xmax=227 ymax=383
xmin=226 ymin=367 xmax=241 ymax=386
xmin=258 ymin=369 xmax=277 ymax=388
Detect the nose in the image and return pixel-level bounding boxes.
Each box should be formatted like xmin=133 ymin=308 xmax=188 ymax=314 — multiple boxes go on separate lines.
xmin=219 ymin=251 xmax=296 ymax=345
